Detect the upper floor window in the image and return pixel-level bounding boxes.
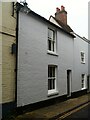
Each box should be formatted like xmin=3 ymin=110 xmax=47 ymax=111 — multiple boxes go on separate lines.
xmin=81 ymin=52 xmax=85 ymax=64
xmin=48 ymin=28 xmax=56 ymax=52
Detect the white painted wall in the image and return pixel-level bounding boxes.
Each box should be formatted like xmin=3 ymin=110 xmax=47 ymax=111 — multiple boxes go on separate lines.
xmin=72 ymin=36 xmax=88 ymax=92
xmin=17 ymin=11 xmax=74 ymax=107
xmin=50 ymin=16 xmax=88 ymax=93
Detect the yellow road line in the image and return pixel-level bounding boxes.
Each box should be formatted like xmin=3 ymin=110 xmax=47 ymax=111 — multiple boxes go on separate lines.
xmin=57 ymin=102 xmax=90 ymax=120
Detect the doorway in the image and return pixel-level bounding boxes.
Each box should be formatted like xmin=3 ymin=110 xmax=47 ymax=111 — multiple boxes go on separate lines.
xmin=87 ymin=75 xmax=90 ymax=92
xmin=67 ymin=70 xmax=72 ymax=97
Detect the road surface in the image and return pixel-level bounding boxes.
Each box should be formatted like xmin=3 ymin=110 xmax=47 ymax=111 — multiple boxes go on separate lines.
xmin=63 ymin=103 xmax=90 ymax=119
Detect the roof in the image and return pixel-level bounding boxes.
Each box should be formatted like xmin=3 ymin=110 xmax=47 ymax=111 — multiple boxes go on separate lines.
xmin=49 ymin=16 xmax=90 ymax=43
xmin=73 ymin=32 xmax=90 ymax=44
xmin=16 ymin=2 xmax=75 ymax=38
xmin=49 ymin=15 xmax=73 ymax=33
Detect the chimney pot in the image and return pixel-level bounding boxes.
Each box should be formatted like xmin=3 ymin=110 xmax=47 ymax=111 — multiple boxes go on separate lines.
xmin=61 ymin=5 xmax=65 ymax=11
xmin=55 ymin=5 xmax=67 ymax=25
xmin=56 ymin=7 xmax=60 ymax=12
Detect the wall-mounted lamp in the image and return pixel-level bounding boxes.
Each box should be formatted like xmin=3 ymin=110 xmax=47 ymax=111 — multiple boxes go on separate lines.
xmin=11 ymin=43 xmax=16 ymax=54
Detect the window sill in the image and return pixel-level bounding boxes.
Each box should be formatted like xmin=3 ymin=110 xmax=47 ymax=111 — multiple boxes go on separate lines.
xmin=47 ymin=91 xmax=59 ymax=97
xmin=81 ymin=88 xmax=86 ymax=90
xmin=81 ymin=62 xmax=85 ymax=64
xmin=47 ymin=50 xmax=58 ymax=56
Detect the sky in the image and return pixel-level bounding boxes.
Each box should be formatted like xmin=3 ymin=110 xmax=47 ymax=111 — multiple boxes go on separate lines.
xmin=17 ymin=0 xmax=89 ymax=38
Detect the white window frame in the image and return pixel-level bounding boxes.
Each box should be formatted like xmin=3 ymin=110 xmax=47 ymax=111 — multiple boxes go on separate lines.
xmin=81 ymin=51 xmax=85 ymax=64
xmin=81 ymin=74 xmax=86 ymax=90
xmin=48 ymin=28 xmax=56 ymax=53
xmin=48 ymin=65 xmax=58 ymax=95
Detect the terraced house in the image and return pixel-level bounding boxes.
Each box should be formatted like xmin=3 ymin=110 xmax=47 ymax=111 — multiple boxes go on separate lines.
xmin=16 ymin=3 xmax=89 ymax=107
xmin=0 ymin=1 xmax=89 ymax=119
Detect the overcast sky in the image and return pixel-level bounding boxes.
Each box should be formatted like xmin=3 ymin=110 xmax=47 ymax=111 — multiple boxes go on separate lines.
xmin=18 ymin=0 xmax=89 ymax=38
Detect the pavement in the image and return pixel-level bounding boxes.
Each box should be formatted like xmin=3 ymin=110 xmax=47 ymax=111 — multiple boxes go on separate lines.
xmin=15 ymin=93 xmax=90 ymax=120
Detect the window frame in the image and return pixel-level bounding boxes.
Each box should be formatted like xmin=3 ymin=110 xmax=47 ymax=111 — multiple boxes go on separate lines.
xmin=48 ymin=65 xmax=57 ymax=95
xmin=81 ymin=51 xmax=85 ymax=64
xmin=48 ymin=28 xmax=56 ymax=53
xmin=81 ymin=74 xmax=86 ymax=90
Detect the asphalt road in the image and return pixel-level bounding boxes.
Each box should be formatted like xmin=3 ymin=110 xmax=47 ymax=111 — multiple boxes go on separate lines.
xmin=63 ymin=103 xmax=90 ymax=120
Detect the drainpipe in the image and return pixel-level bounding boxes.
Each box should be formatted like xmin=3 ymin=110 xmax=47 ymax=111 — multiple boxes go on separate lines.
xmin=15 ymin=2 xmax=30 ymax=106
xmin=15 ymin=3 xmax=19 ymax=105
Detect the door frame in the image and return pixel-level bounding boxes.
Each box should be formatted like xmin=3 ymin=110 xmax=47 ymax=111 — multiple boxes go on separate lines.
xmin=87 ymin=75 xmax=90 ymax=92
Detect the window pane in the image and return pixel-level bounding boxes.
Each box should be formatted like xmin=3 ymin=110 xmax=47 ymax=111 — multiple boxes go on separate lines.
xmin=48 ymin=78 xmax=55 ymax=90
xmin=52 ymin=78 xmax=55 ymax=89
xmin=81 ymin=74 xmax=85 ymax=88
xmin=52 ymin=67 xmax=55 ymax=77
xmin=48 ymin=66 xmax=50 ymax=77
xmin=48 ymin=29 xmax=54 ymax=40
xmin=48 ymin=28 xmax=56 ymax=52
xmin=50 ymin=67 xmax=52 ymax=77
xmin=48 ymin=66 xmax=52 ymax=77
xmin=82 ymin=74 xmax=84 ymax=78
xmin=48 ymin=79 xmax=50 ymax=90
xmin=81 ymin=52 xmax=85 ymax=62
xmin=48 ymin=66 xmax=56 ymax=90
xmin=48 ymin=40 xmax=51 ymax=51
xmin=52 ymin=41 xmax=55 ymax=52
xmin=48 ymin=79 xmax=52 ymax=90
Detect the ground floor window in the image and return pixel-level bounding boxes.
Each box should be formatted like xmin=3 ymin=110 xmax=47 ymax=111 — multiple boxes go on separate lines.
xmin=81 ymin=74 xmax=86 ymax=89
xmin=48 ymin=65 xmax=57 ymax=94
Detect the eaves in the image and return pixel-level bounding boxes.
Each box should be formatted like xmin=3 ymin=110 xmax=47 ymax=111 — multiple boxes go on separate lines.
xmin=16 ymin=2 xmax=75 ymax=38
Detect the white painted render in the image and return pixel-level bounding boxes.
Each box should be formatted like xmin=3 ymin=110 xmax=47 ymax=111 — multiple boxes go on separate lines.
xmin=72 ymin=36 xmax=88 ymax=92
xmin=17 ymin=11 xmax=74 ymax=107
xmin=50 ymin=17 xmax=88 ymax=92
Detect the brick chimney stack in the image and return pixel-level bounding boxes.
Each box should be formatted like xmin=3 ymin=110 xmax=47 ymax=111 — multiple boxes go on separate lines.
xmin=55 ymin=5 xmax=67 ymax=25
